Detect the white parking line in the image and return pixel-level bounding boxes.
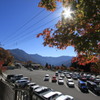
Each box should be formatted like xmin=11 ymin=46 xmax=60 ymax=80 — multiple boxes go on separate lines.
xmin=3 ymin=73 xmax=7 ymax=77
xmin=49 ymin=78 xmax=51 ymax=83
xmin=75 ymin=85 xmax=80 ymax=92
xmin=64 ymin=81 xmax=68 ymax=88
xmin=89 ymin=90 xmax=97 ymax=96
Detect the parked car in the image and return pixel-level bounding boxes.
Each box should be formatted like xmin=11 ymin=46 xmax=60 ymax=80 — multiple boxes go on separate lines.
xmin=15 ymin=79 xmax=30 ymax=88
xmin=26 ymin=82 xmax=37 ymax=89
xmin=94 ymin=78 xmax=100 ymax=85
xmin=34 ymin=86 xmax=52 ymax=94
xmin=10 ymin=74 xmax=23 ymax=83
xmin=58 ymin=77 xmax=64 ymax=85
xmin=44 ymin=74 xmax=50 ymax=81
xmin=30 ymin=85 xmax=41 ymax=91
xmin=60 ymin=73 xmax=65 ymax=78
xmin=89 ymin=75 xmax=96 ymax=81
xmin=67 ymin=79 xmax=74 ymax=87
xmin=78 ymin=80 xmax=88 ymax=92
xmin=80 ymin=76 xmax=87 ymax=82
xmin=55 ymin=71 xmax=58 ymax=76
xmin=52 ymin=76 xmax=57 ymax=82
xmin=87 ymin=81 xmax=100 ymax=94
xmin=42 ymin=91 xmax=62 ymax=100
xmin=66 ymin=74 xmax=71 ymax=79
xmin=20 ymin=77 xmax=29 ymax=80
xmin=55 ymin=94 xmax=74 ymax=100
xmin=6 ymin=74 xmax=15 ymax=82
xmin=39 ymin=88 xmax=53 ymax=96
xmin=72 ymin=75 xmax=78 ymax=80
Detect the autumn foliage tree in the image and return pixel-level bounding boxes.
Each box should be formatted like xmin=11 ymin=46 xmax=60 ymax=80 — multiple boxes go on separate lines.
xmin=0 ymin=48 xmax=14 ymax=65
xmin=37 ymin=0 xmax=100 ymax=69
xmin=37 ymin=0 xmax=100 ymax=54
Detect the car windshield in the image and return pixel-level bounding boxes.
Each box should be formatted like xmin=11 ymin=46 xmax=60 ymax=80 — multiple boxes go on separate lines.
xmin=69 ymin=80 xmax=73 ymax=82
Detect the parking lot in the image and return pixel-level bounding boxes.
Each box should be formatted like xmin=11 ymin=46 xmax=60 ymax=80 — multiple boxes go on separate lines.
xmin=5 ymin=67 xmax=100 ymax=100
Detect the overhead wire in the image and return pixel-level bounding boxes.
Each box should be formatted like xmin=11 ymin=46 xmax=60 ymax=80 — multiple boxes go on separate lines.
xmin=3 ymin=6 xmax=62 ymax=45
xmin=5 ymin=15 xmax=60 ymax=48
xmin=2 ymin=9 xmax=45 ymax=44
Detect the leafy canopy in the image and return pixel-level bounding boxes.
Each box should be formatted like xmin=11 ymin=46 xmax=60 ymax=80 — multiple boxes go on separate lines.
xmin=37 ymin=0 xmax=100 ymax=55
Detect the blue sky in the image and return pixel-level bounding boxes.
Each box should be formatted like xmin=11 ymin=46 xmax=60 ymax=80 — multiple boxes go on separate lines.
xmin=0 ymin=0 xmax=77 ymax=57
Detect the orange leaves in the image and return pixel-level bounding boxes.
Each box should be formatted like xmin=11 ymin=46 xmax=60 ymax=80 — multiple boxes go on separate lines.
xmin=38 ymin=0 xmax=57 ymax=12
xmin=72 ymin=54 xmax=99 ymax=66
xmin=0 ymin=61 xmax=6 ymax=73
xmin=37 ymin=28 xmax=52 ymax=38
xmin=36 ymin=33 xmax=43 ymax=38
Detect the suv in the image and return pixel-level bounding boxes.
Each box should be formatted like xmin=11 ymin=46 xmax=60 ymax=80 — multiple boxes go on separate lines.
xmin=87 ymin=81 xmax=100 ymax=94
xmin=78 ymin=80 xmax=88 ymax=92
xmin=10 ymin=74 xmax=23 ymax=83
xmin=6 ymin=74 xmax=15 ymax=82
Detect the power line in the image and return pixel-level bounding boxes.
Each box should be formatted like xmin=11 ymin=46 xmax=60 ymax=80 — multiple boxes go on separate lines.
xmin=2 ymin=9 xmax=45 ymax=44
xmin=5 ymin=15 xmax=60 ymax=48
xmin=3 ymin=7 xmax=62 ymax=45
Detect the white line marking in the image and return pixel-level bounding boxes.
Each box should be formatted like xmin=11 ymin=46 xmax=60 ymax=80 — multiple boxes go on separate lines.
xmin=89 ymin=90 xmax=97 ymax=96
xmin=49 ymin=78 xmax=51 ymax=82
xmin=75 ymin=85 xmax=80 ymax=92
xmin=64 ymin=81 xmax=68 ymax=88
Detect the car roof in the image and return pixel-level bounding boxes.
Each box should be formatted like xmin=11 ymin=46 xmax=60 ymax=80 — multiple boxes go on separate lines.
xmin=16 ymin=79 xmax=30 ymax=83
xmin=67 ymin=79 xmax=73 ymax=81
xmin=55 ymin=95 xmax=74 ymax=100
xmin=45 ymin=74 xmax=49 ymax=76
xmin=35 ymin=86 xmax=48 ymax=92
xmin=31 ymin=85 xmax=40 ymax=89
xmin=28 ymin=82 xmax=36 ymax=85
xmin=43 ymin=91 xmax=62 ymax=98
xmin=79 ymin=80 xmax=85 ymax=84
xmin=87 ymin=81 xmax=97 ymax=85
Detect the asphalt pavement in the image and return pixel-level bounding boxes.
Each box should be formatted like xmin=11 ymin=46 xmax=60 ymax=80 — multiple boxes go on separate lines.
xmin=5 ymin=67 xmax=100 ymax=100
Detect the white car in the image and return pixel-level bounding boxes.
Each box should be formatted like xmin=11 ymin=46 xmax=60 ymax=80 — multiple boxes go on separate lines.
xmin=20 ymin=77 xmax=29 ymax=80
xmin=60 ymin=73 xmax=65 ymax=78
xmin=44 ymin=74 xmax=50 ymax=81
xmin=31 ymin=85 xmax=40 ymax=91
xmin=58 ymin=77 xmax=64 ymax=85
xmin=67 ymin=79 xmax=74 ymax=87
xmin=43 ymin=91 xmax=62 ymax=100
xmin=26 ymin=82 xmax=37 ymax=89
xmin=15 ymin=79 xmax=30 ymax=88
xmin=55 ymin=95 xmax=74 ymax=100
xmin=34 ymin=86 xmax=52 ymax=94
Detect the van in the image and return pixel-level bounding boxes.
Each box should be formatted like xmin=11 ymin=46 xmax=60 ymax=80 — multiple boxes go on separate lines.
xmin=87 ymin=81 xmax=100 ymax=94
xmin=78 ymin=80 xmax=88 ymax=92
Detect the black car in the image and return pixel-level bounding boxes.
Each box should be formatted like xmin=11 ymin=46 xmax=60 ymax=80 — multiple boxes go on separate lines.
xmin=87 ymin=81 xmax=100 ymax=94
xmin=10 ymin=74 xmax=23 ymax=83
xmin=6 ymin=74 xmax=15 ymax=82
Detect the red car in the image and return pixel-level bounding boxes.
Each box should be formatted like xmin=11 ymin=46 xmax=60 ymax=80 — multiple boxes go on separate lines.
xmin=52 ymin=76 xmax=57 ymax=82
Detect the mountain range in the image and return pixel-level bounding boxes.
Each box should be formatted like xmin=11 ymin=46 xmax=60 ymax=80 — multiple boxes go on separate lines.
xmin=8 ymin=48 xmax=74 ymax=67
